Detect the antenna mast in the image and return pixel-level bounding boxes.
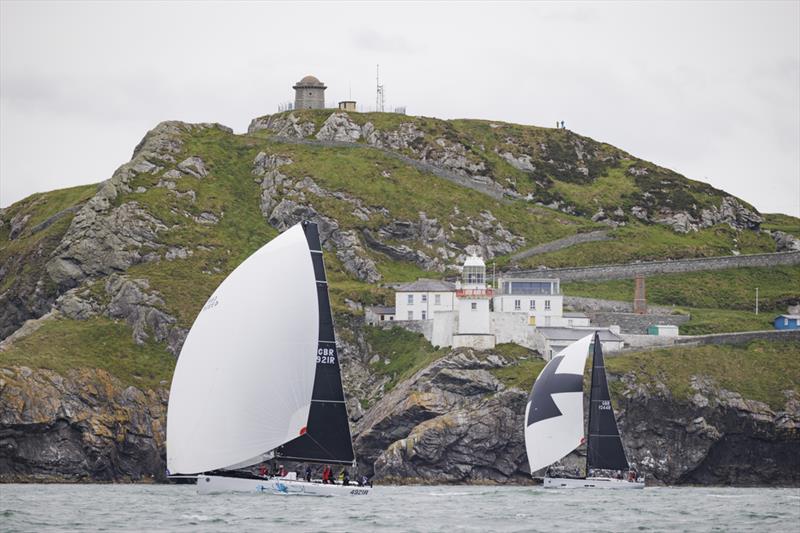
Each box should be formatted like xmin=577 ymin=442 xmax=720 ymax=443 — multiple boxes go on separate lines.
xmin=376 ymin=64 xmax=384 ymax=112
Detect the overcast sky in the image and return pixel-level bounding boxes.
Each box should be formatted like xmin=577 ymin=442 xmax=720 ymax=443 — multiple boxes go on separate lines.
xmin=1 ymin=1 xmax=798 ymax=216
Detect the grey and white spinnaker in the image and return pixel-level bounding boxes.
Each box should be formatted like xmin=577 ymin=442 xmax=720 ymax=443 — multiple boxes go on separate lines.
xmin=524 ymin=334 xmax=593 ymax=474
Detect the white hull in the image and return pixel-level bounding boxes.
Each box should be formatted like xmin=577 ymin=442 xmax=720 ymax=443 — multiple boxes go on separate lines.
xmin=196 ymin=475 xmax=372 ymax=496
xmin=543 ymin=476 xmax=645 ymax=489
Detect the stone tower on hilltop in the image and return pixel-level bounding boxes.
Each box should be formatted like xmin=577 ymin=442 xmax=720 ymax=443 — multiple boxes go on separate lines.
xmin=293 ymin=75 xmax=327 ymax=110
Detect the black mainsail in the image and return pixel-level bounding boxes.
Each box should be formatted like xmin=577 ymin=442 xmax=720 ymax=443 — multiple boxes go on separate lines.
xmin=585 ymin=332 xmax=629 ymax=472
xmin=276 ymin=221 xmax=356 ymax=466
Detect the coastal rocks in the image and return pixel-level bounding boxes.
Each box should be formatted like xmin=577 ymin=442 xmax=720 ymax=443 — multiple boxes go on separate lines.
xmin=353 ymin=349 xmax=514 ymax=480
xmin=0 ymin=367 xmax=167 ymax=482
xmin=374 ymin=391 xmax=530 ymax=483
xmin=614 ymin=372 xmax=800 ymax=485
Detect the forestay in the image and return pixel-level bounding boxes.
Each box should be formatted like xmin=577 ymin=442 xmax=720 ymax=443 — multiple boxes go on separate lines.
xmin=167 ymin=223 xmax=319 ymax=474
xmin=524 ymin=334 xmax=593 ymax=474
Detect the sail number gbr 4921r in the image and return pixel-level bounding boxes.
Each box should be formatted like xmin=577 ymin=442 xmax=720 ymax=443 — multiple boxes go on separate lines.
xmin=317 ymin=347 xmax=336 ymax=364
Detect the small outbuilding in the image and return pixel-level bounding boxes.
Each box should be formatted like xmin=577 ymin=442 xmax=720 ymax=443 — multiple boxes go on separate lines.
xmin=338 ymin=101 xmax=357 ymax=111
xmin=773 ymin=314 xmax=800 ymax=330
xmin=647 ymin=324 xmax=679 ymax=336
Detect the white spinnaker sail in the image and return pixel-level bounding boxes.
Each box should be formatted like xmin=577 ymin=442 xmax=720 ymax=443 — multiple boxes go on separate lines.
xmin=524 ymin=334 xmax=593 ymax=474
xmin=167 ymin=223 xmax=319 ymax=474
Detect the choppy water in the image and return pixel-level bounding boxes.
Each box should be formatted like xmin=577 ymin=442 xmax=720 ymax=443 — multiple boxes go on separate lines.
xmin=2 ymin=484 xmax=799 ymax=532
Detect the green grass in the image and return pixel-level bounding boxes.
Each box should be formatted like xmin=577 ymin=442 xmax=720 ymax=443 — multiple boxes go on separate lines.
xmin=606 ymin=340 xmax=800 ymax=410
xmin=563 ymin=266 xmax=800 ymax=312
xmin=0 ymin=316 xmax=175 ymax=390
xmin=365 ymin=326 xmax=445 ymax=391
xmin=761 ymin=212 xmax=800 ymax=237
xmin=551 ymin=162 xmax=638 ymax=215
xmin=679 ymin=308 xmax=775 ymax=335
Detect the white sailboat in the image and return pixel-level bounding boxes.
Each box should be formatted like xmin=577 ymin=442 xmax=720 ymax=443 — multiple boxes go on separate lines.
xmin=166 ymin=221 xmax=371 ymax=496
xmin=524 ymin=332 xmax=645 ymax=489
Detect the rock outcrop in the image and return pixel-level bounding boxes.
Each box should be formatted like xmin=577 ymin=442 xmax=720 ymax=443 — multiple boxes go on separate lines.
xmin=352 ymin=349 xmax=533 ymax=483
xmin=0 ymin=366 xmax=167 ymax=482
xmin=615 ymin=375 xmax=800 ymax=485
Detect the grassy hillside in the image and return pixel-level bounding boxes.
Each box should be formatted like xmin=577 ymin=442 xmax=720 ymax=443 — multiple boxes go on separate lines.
xmin=606 ymin=340 xmax=800 ymax=410
xmin=0 ymin=316 xmax=175 ymax=390
xmin=508 ymin=224 xmax=776 ymax=269
xmin=0 ymin=112 xmax=795 ymax=395
xmin=491 ymin=339 xmax=799 ymax=409
xmin=563 ymin=266 xmax=800 ymax=312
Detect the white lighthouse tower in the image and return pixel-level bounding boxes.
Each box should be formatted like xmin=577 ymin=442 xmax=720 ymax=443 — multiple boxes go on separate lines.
xmin=453 ymin=255 xmax=496 ymax=350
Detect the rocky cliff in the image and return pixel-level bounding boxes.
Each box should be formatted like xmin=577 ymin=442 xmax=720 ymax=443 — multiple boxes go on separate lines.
xmin=1 ymin=111 xmax=798 ymax=484
xmin=0 ymin=366 xmax=166 ymax=482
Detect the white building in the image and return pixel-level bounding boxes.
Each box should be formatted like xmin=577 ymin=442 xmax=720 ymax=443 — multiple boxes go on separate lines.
xmin=385 ymin=255 xmax=619 ymax=355
xmin=534 ymin=327 xmax=624 ymax=361
xmin=394 ymin=279 xmax=456 ymax=321
xmin=365 ymin=305 xmax=396 ymax=325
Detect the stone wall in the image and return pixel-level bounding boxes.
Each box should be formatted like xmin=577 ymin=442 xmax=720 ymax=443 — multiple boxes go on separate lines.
xmin=564 ymin=295 xmax=677 ymax=315
xmin=510 ymin=230 xmax=610 ymax=261
xmin=507 ymin=251 xmax=800 ymax=281
xmin=376 ymin=318 xmax=433 ymax=341
xmin=615 ymin=328 xmax=800 ymax=353
xmin=491 ymin=312 xmax=534 ymax=347
xmin=588 ymin=312 xmax=690 ymax=334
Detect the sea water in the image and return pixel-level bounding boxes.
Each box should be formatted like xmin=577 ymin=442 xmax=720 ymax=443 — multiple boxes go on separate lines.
xmin=1 ymin=484 xmax=798 ymax=532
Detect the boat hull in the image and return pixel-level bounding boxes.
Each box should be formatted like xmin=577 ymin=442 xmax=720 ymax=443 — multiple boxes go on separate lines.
xmin=543 ymin=476 xmax=645 ymax=489
xmin=196 ymin=475 xmax=372 ymax=496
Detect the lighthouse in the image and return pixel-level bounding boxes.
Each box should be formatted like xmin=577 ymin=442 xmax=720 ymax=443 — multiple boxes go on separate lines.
xmin=453 ymin=255 xmax=496 ymax=349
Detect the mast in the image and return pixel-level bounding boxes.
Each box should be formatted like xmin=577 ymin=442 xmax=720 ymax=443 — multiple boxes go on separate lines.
xmin=585 ymin=332 xmax=629 ymax=475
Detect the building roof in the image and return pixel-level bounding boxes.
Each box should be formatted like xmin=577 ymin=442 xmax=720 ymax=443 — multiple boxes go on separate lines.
xmin=776 ymin=314 xmax=800 ymax=320
xmin=369 ymin=306 xmax=396 ymax=314
xmin=463 ymin=255 xmax=485 ymax=267
xmin=536 ymin=327 xmax=622 ymax=342
xmin=395 ymin=278 xmax=456 ymax=292
xmin=295 ymin=75 xmax=325 ymax=87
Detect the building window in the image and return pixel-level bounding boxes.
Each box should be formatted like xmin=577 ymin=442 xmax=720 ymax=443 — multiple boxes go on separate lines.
xmin=407 ymin=311 xmax=413 ymax=320
xmin=421 ymin=294 xmax=428 ymax=303
xmin=421 ymin=310 xmax=427 ymax=320
xmin=545 ymin=300 xmax=551 ymax=310
xmin=529 ymin=300 xmax=536 ymax=310
xmin=407 ymin=294 xmax=414 ymax=305
xmin=471 ymin=302 xmax=477 ymax=310
xmin=785 ymin=318 xmax=789 ymax=326
xmin=380 ymin=315 xmax=385 ymax=321
xmin=389 ymin=316 xmax=394 ymax=321
xmin=435 ymin=294 xmax=441 ymax=305
xmin=514 ymin=299 xmax=521 ymax=311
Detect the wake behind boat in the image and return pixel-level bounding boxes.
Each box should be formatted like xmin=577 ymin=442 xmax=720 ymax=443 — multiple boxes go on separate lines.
xmin=166 ymin=221 xmax=371 ymax=496
xmin=524 ymin=333 xmax=644 ymax=489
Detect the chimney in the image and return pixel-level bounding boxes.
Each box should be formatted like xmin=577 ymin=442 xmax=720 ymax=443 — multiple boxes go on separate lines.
xmin=633 ymin=275 xmax=647 ymax=314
